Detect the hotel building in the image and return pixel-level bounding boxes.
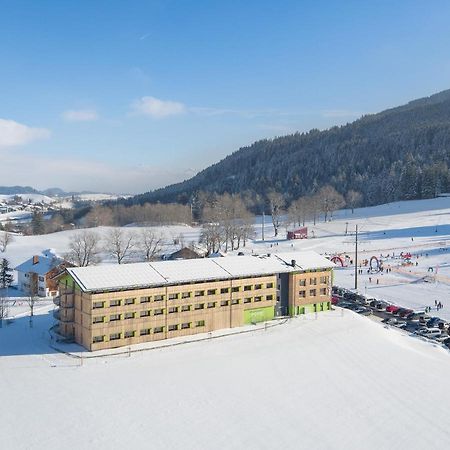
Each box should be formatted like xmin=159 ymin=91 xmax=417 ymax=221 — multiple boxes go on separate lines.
xmin=55 ymin=251 xmax=334 ymax=351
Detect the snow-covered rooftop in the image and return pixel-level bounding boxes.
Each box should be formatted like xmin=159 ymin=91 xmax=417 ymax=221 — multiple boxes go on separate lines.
xmin=15 ymin=254 xmax=62 ymax=276
xmin=67 ymin=252 xmax=334 ymax=292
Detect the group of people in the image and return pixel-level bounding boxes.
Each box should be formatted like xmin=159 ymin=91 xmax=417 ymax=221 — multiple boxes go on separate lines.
xmin=435 ymin=300 xmax=444 ymax=311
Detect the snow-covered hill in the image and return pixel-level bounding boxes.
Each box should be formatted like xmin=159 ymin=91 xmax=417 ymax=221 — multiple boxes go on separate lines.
xmin=0 ymin=307 xmax=449 ymax=449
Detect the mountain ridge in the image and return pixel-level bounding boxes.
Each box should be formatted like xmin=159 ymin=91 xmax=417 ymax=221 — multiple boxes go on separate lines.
xmin=126 ymin=88 xmax=450 ymax=208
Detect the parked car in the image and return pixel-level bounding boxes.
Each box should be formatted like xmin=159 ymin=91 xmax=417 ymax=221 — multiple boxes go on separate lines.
xmin=427 ymin=317 xmax=441 ymax=328
xmin=386 ymin=305 xmax=400 ymax=314
xmin=399 ymin=308 xmax=414 ymax=318
xmin=344 ymin=292 xmax=358 ymax=301
xmin=406 ymin=311 xmax=427 ymax=322
xmin=416 ymin=328 xmax=442 ymax=338
xmin=376 ymin=301 xmax=389 ymax=311
xmin=356 ymin=307 xmax=372 ymax=316
xmin=331 ymin=295 xmax=340 ymax=305
xmin=394 ymin=308 xmax=408 ymax=316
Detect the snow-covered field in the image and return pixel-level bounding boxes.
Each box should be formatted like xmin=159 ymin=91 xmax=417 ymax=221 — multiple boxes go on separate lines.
xmin=2 ymin=197 xmax=450 ymax=449
xmin=0 ymin=305 xmax=449 ymax=449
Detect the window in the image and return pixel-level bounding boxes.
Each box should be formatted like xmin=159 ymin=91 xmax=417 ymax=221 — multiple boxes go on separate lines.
xmin=310 ymin=278 xmax=317 ymax=286
xmin=266 ymin=295 xmax=273 ymax=301
xmin=194 ymin=290 xmax=205 ymax=297
xmin=154 ymin=326 xmax=164 ymax=333
xmin=220 ymin=300 xmax=229 ymax=307
xmin=320 ymin=276 xmax=329 ymax=284
xmin=93 ymin=301 xmax=104 ymax=309
xmin=168 ymin=306 xmax=179 ymax=313
xmin=244 ymin=298 xmax=252 ymax=304
xmin=124 ymin=331 xmax=135 ymax=338
xmin=168 ymin=293 xmax=179 ymax=300
xmin=220 ymin=287 xmax=229 ymax=294
xmin=181 ymin=305 xmax=191 ymax=312
xmin=140 ymin=296 xmax=151 ymax=303
xmin=231 ymin=299 xmax=240 ymax=305
xmin=110 ymin=333 xmax=121 ymax=340
xmin=110 ymin=313 xmax=121 ymax=321
xmin=124 ymin=312 xmax=135 ymax=319
xmin=93 ymin=316 xmax=105 ymax=324
xmin=207 ymin=302 xmax=216 ymax=308
xmin=154 ymin=294 xmax=164 ymax=302
xmin=231 ymin=286 xmax=240 ymax=292
xmin=168 ymin=324 xmax=178 ymax=332
xmin=299 ymin=279 xmax=306 ymax=287
xmin=299 ymin=290 xmax=306 ymax=298
xmin=38 ymin=276 xmax=44 ymax=282
xmin=195 ymin=320 xmax=205 ymax=327
xmin=320 ymin=288 xmax=327 ymax=296
xmin=207 ymin=289 xmax=216 ymax=295
xmin=244 ymin=285 xmax=252 ymax=291
xmin=254 ymin=296 xmax=262 ymax=302
xmin=110 ymin=299 xmax=121 ymax=307
xmin=310 ymin=289 xmax=317 ymax=297
xmin=254 ymin=284 xmax=262 ymax=290
xmin=124 ymin=298 xmax=135 ymax=305
xmin=181 ymin=322 xmax=191 ymax=329
xmin=182 ymin=292 xmax=191 ymax=299
xmin=140 ymin=310 xmax=151 ymax=317
xmin=93 ymin=335 xmax=104 ymax=343
xmin=194 ymin=303 xmax=204 ymax=310
xmin=140 ymin=328 xmax=151 ymax=336
xmin=266 ymin=282 xmax=274 ymax=289
xmin=154 ymin=308 xmax=164 ymax=315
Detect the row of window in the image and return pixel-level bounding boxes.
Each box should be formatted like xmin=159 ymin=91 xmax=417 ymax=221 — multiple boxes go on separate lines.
xmin=92 ymin=321 xmax=206 ymax=343
xmin=298 ymin=276 xmax=330 ymax=287
xmin=92 ymin=286 xmax=275 ymax=309
xmin=298 ymin=288 xmax=328 ymax=298
xmin=92 ymin=295 xmax=275 ymax=324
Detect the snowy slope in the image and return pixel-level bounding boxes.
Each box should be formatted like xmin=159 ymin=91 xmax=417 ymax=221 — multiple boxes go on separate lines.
xmin=0 ymin=307 xmax=449 ymax=449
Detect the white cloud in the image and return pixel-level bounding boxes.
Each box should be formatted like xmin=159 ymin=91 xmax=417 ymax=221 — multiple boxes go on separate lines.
xmin=131 ymin=96 xmax=186 ymax=118
xmin=63 ymin=109 xmax=99 ymax=122
xmin=0 ymin=118 xmax=50 ymax=149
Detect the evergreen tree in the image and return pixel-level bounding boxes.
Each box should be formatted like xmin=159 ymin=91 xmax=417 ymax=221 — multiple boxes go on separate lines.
xmin=31 ymin=211 xmax=45 ymax=235
xmin=0 ymin=258 xmax=13 ymax=289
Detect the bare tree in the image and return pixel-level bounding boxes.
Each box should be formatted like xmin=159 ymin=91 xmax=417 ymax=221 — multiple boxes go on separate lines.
xmin=25 ymin=278 xmax=39 ymax=326
xmin=66 ymin=231 xmax=101 ymax=266
xmin=346 ymin=190 xmax=363 ymax=214
xmin=317 ymin=185 xmax=345 ymax=221
xmin=139 ymin=229 xmax=163 ymax=261
xmin=0 ymin=231 xmax=13 ymax=252
xmin=0 ymin=294 xmax=9 ymax=326
xmin=105 ymin=228 xmax=136 ymax=264
xmin=200 ymin=222 xmax=223 ymax=256
xmin=267 ymin=191 xmax=285 ymax=237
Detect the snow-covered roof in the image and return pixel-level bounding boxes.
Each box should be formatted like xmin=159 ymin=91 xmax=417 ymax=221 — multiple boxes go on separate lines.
xmin=67 ymin=251 xmax=335 ymax=293
xmin=15 ymin=255 xmax=62 ymax=276
xmin=275 ymin=251 xmax=335 ymax=271
xmin=67 ymin=264 xmax=167 ymax=292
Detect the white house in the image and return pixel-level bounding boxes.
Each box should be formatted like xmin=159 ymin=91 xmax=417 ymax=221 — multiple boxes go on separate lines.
xmin=15 ymin=250 xmax=70 ymax=297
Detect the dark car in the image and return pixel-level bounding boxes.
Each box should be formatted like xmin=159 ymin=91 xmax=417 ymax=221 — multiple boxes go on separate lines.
xmin=344 ymin=292 xmax=358 ymax=301
xmin=427 ymin=317 xmax=441 ymax=328
xmin=398 ymin=308 xmax=414 ymax=318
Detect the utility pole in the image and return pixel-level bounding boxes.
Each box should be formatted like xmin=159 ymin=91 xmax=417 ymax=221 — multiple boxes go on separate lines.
xmin=262 ymin=211 xmax=265 ymax=241
xmin=354 ymin=224 xmax=358 ymax=290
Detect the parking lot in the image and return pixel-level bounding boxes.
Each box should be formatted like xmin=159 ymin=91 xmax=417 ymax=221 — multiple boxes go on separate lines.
xmin=332 ymin=286 xmax=450 ymax=350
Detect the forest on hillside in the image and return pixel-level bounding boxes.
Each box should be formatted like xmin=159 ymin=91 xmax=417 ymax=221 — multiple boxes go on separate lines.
xmin=126 ymin=89 xmax=450 ymax=210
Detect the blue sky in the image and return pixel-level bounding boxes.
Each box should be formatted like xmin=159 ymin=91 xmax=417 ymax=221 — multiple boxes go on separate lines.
xmin=1 ymin=0 xmax=450 ymax=193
